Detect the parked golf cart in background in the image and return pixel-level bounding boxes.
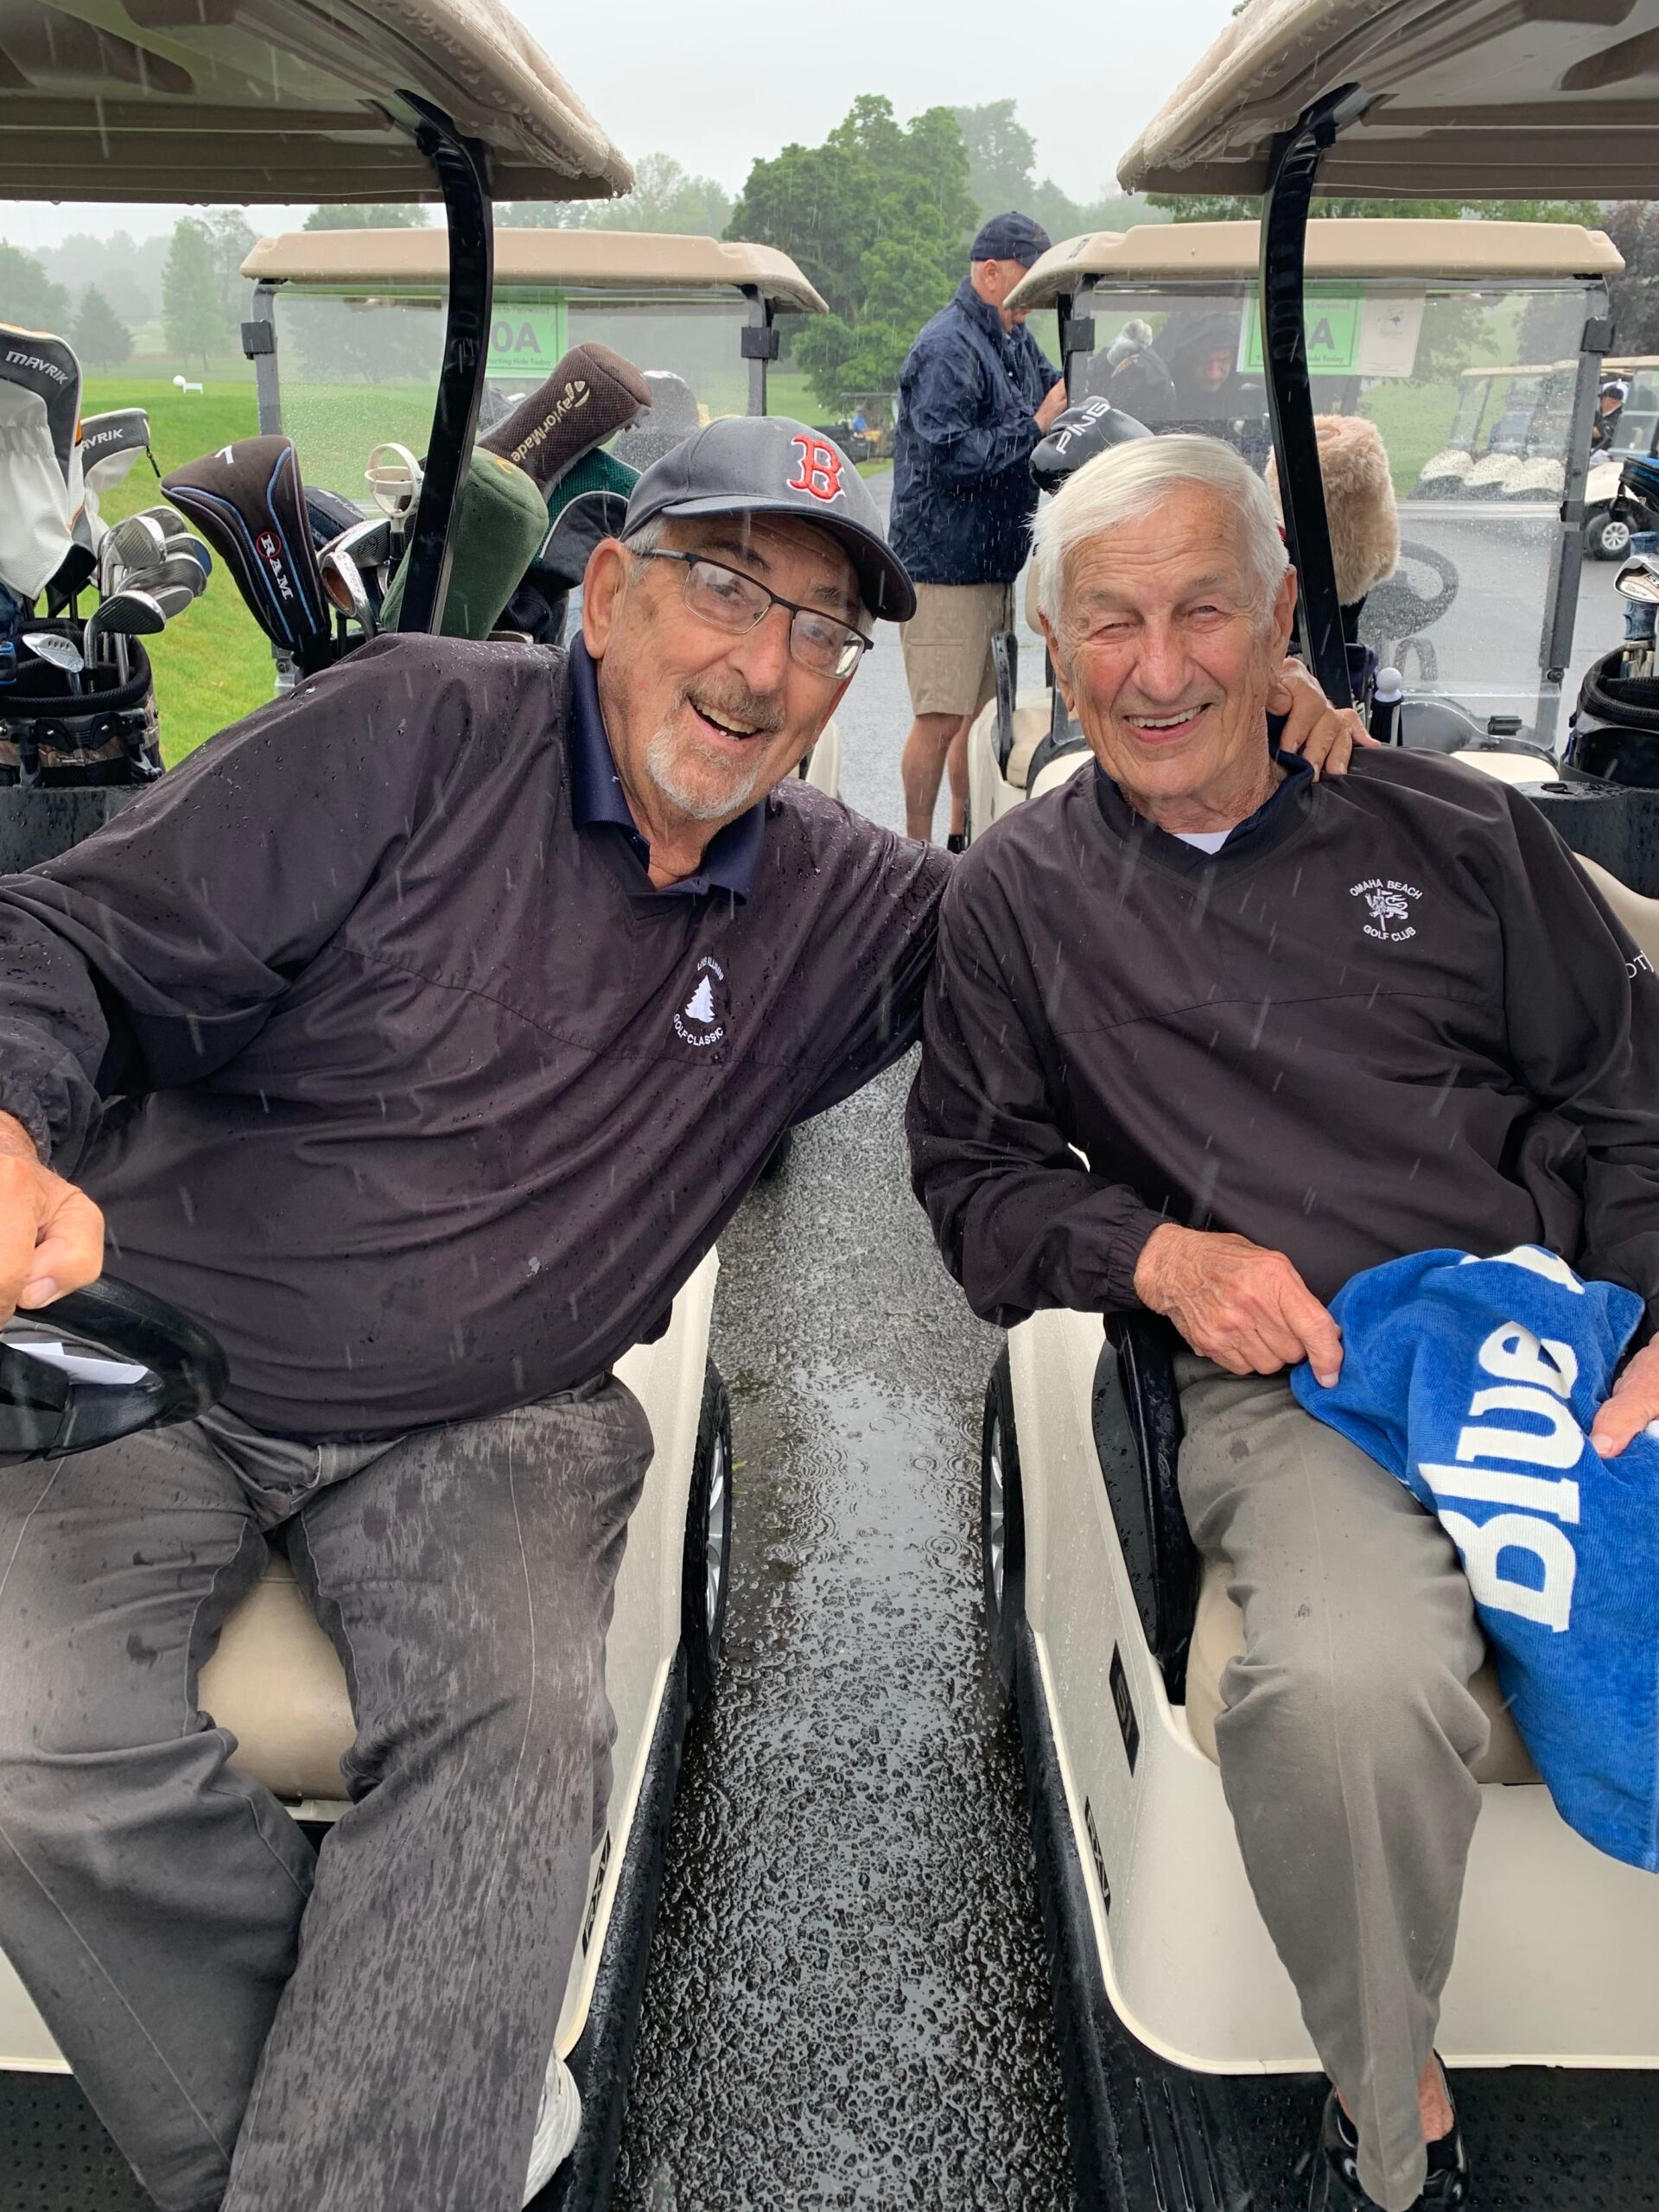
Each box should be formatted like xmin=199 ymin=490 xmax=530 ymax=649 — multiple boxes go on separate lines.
xmin=0 ymin=10 xmax=734 ymax=2209
xmin=236 ymin=226 xmax=843 ymax=798
xmin=966 ymin=215 xmax=1619 ymax=840
xmin=1582 ymin=357 xmax=1659 ymax=558
xmin=960 ymin=6 xmax=1659 ymax=2207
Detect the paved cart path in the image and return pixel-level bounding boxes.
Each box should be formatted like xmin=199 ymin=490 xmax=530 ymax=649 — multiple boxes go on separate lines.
xmin=612 ymin=473 xmax=1071 ymax=2209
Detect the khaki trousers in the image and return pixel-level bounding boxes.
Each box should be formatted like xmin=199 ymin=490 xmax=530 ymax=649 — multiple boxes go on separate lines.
xmin=1175 ymin=1356 xmax=1489 ymax=2212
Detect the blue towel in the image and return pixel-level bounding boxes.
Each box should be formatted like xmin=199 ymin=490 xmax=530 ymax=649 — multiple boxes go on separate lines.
xmin=1290 ymin=1244 xmax=1659 ymax=1870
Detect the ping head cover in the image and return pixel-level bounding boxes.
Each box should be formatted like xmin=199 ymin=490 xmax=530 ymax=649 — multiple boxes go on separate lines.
xmin=162 ymin=435 xmax=331 ymax=669
xmin=1029 ymin=397 xmax=1153 ymax=495
xmin=480 ymin=343 xmax=652 ymax=493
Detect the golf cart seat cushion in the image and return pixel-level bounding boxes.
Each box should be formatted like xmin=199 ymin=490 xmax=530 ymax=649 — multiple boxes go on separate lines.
xmin=197 ymin=1545 xmax=353 ymax=1802
xmin=1575 ymin=852 xmax=1659 ymax=972
xmin=1005 ymin=700 xmax=1054 ymax=789
xmin=1185 ymin=1554 xmax=1539 ymax=1786
xmin=1027 ymin=746 xmax=1094 ymax=804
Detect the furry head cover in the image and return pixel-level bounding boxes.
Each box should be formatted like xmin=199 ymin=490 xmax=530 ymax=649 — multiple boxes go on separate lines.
xmin=1265 ymin=414 xmax=1400 ymax=608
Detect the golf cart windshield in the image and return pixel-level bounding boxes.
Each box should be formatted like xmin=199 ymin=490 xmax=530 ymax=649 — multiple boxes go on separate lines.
xmin=1010 ymin=219 xmax=1617 ymax=729
xmin=242 ymin=230 xmax=826 ymax=500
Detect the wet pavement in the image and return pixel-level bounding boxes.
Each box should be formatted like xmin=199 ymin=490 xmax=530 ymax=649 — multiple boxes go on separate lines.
xmin=611 ymin=473 xmax=1074 ymax=2209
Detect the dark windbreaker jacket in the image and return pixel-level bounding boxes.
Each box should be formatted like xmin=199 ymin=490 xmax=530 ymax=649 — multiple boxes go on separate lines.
xmin=0 ymin=635 xmax=947 ymax=1438
xmin=907 ymin=747 xmax=1659 ymax=1329
xmin=888 ymin=279 xmax=1062 ymax=588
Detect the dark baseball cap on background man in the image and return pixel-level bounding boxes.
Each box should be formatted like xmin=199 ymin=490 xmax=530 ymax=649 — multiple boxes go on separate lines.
xmin=969 ymin=212 xmax=1052 ymax=268
xmin=624 ymin=414 xmax=917 ymax=622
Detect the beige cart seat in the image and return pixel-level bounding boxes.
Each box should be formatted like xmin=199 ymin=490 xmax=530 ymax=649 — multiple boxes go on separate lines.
xmin=1185 ymin=1554 xmax=1539 ymax=1785
xmin=198 ymin=1548 xmax=354 ymax=1803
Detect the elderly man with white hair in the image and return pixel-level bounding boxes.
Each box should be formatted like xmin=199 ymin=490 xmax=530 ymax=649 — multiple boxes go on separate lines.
xmin=907 ymin=435 xmax=1659 ymax=2212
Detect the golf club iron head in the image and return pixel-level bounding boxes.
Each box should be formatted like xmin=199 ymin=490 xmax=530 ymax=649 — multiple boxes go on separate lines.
xmin=86 ymin=588 xmax=167 ymax=663
xmin=120 ymin=556 xmax=209 ymax=604
xmin=103 ymin=512 xmax=168 ymax=581
xmin=1616 ymin=556 xmax=1659 ymax=606
xmin=319 ymin=545 xmax=377 ymax=639
xmin=20 ymin=632 xmax=85 ymax=693
xmin=149 ymin=582 xmax=197 ymax=620
xmin=162 ymin=436 xmax=332 ymax=673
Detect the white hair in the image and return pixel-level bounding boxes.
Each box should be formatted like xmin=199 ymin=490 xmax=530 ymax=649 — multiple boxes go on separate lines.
xmin=1030 ymin=434 xmax=1289 ymax=652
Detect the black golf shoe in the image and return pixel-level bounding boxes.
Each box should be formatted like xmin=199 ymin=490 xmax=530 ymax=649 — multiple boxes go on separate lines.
xmin=945 ymin=832 xmax=968 ymax=854
xmin=1311 ymin=2078 xmax=1471 ymax=2211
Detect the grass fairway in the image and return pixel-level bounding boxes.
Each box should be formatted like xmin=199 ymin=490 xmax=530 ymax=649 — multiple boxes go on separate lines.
xmin=82 ymin=370 xmax=272 ymax=764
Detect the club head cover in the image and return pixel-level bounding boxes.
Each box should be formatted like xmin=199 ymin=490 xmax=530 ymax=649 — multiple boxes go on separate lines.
xmin=0 ymin=324 xmax=79 ymax=492
xmin=303 ymin=486 xmax=366 ymax=550
xmin=535 ymin=489 xmax=632 ymax=591
xmin=480 ymin=343 xmax=652 ymax=493
xmin=79 ymin=410 xmax=153 ymax=494
xmin=378 ymin=446 xmax=550 ymax=641
xmin=163 ymin=435 xmax=331 ymax=670
xmin=1030 ymin=397 xmax=1152 ymax=495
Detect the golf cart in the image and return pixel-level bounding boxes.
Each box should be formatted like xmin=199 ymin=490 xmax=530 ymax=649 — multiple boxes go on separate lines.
xmin=1582 ymin=358 xmax=1659 ymax=559
xmin=966 ymin=216 xmax=1621 ymax=842
xmin=0 ymin=10 xmax=732 ymax=2210
xmin=969 ymin=5 xmax=1659 ymax=2205
xmin=235 ymin=226 xmax=842 ymax=797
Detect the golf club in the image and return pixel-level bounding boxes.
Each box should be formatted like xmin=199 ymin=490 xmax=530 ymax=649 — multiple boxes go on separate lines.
xmin=119 ymin=555 xmax=209 ymax=605
xmin=162 ymin=436 xmax=333 ymax=674
xmin=86 ymin=588 xmax=166 ymax=685
xmin=20 ymin=631 xmax=82 ymax=696
xmin=100 ymin=512 xmax=168 ymax=595
xmin=319 ymin=543 xmax=377 ymax=640
xmin=149 ymin=583 xmax=196 ymax=620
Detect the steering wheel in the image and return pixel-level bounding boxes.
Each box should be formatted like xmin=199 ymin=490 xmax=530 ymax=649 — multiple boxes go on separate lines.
xmin=0 ymin=1276 xmax=227 ymax=1462
xmin=1361 ymin=539 xmax=1460 ymax=644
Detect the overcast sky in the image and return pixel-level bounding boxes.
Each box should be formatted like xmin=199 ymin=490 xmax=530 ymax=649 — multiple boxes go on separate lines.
xmin=0 ymin=0 xmax=1235 ymax=251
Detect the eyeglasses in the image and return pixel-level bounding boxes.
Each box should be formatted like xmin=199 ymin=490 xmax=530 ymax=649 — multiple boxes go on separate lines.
xmin=637 ymin=549 xmax=873 ymax=680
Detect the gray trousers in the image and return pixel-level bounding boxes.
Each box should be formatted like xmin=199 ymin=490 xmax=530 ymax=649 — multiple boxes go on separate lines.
xmin=1176 ymin=1358 xmax=1489 ymax=2212
xmin=0 ymin=1376 xmax=653 ymax=2212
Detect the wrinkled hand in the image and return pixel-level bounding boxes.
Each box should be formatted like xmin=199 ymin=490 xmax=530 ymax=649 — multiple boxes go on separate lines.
xmin=1590 ymin=1338 xmax=1659 ymax=1458
xmin=0 ymin=1110 xmax=103 ymax=1320
xmin=1035 ymin=381 xmax=1070 ymax=434
xmin=1268 ymin=657 xmax=1377 ymax=779
xmin=1133 ymin=1223 xmax=1344 ymax=1386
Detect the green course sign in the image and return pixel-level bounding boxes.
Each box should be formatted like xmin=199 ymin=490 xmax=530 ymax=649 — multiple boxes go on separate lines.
xmin=486 ymin=302 xmax=568 ymax=378
xmin=1241 ymin=292 xmax=1363 ymax=376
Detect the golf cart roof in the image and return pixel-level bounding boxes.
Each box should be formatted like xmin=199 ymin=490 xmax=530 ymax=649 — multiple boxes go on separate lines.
xmin=242 ymin=229 xmax=829 ymax=315
xmin=0 ymin=0 xmax=631 ymax=205
xmin=1116 ymin=0 xmax=1659 ymax=200
xmin=1008 ymin=217 xmax=1622 ymax=309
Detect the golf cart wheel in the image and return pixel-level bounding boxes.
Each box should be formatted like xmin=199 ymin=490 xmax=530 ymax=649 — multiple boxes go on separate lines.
xmin=981 ymin=1350 xmax=1027 ymax=1706
xmin=1588 ymin=510 xmax=1633 ymax=562
xmin=681 ymin=1362 xmax=734 ymax=1717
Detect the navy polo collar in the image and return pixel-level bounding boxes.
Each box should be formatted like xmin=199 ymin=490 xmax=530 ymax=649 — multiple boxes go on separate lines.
xmin=955 ymin=277 xmax=1015 ymax=351
xmin=1090 ymin=720 xmax=1315 ymax=871
xmin=568 ymin=637 xmax=766 ymax=901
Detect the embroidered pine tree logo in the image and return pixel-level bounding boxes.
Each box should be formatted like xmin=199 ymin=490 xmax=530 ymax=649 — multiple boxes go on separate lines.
xmin=683 ymin=976 xmax=716 ymax=1024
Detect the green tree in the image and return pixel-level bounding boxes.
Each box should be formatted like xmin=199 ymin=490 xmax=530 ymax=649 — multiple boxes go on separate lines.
xmin=731 ymin=96 xmax=982 ymax=407
xmin=1600 ymin=202 xmax=1659 ymax=353
xmin=302 ymin=201 xmax=431 ymax=231
xmin=71 ymin=284 xmax=131 ymax=371
xmin=0 ymin=241 xmax=71 ymax=334
xmin=162 ymin=217 xmax=223 ymax=373
xmin=954 ymin=99 xmax=1039 ymax=219
xmin=500 ymin=153 xmax=732 ymax=237
xmin=202 ymin=207 xmax=256 ymax=338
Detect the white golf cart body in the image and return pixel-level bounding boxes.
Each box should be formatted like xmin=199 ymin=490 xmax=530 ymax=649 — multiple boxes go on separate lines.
xmin=963 ymin=4 xmax=1659 ymax=2201
xmin=0 ymin=1252 xmax=720 ymax=2082
xmin=238 ymin=227 xmax=842 ymax=798
xmin=1582 ymin=357 xmax=1659 ymax=558
xmin=966 ymin=216 xmax=1622 ymax=844
xmin=0 ymin=10 xmax=734 ymax=2207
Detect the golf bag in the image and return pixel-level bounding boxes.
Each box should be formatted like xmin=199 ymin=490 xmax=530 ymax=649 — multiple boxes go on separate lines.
xmin=1 ymin=619 xmax=162 ymax=790
xmin=1567 ymin=646 xmax=1659 ymax=790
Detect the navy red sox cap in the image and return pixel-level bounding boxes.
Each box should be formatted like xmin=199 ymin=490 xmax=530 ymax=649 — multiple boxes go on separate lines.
xmin=622 ymin=416 xmax=917 ymax=623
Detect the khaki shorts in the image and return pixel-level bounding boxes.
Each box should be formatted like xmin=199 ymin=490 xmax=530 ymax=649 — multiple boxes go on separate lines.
xmin=900 ymin=580 xmax=1014 ymax=719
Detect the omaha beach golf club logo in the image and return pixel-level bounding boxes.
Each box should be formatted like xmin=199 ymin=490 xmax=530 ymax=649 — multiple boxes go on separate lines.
xmin=674 ymin=954 xmax=728 ymax=1051
xmin=1351 ymin=876 xmax=1421 ymax=943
